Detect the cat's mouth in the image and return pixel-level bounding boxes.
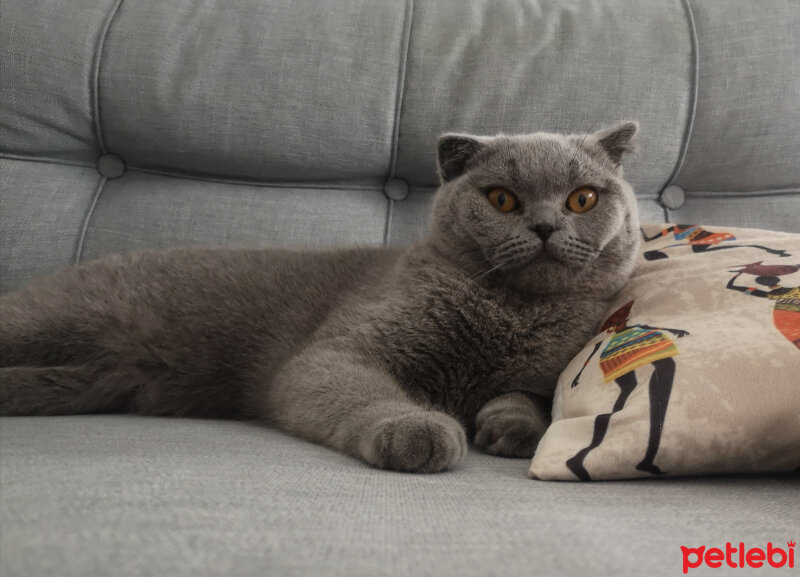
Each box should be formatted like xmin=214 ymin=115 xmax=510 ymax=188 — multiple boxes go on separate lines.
xmin=486 ymin=237 xmax=598 ymax=275
xmin=534 ymin=250 xmax=574 ymax=268
xmin=540 ymin=238 xmax=599 ymax=269
xmin=499 ymin=243 xmax=573 ymax=270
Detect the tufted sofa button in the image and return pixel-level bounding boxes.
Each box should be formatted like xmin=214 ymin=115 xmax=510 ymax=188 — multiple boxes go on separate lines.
xmin=659 ymin=185 xmax=685 ymax=209
xmin=97 ymin=154 xmax=126 ymax=179
xmin=384 ymin=178 xmax=409 ymax=201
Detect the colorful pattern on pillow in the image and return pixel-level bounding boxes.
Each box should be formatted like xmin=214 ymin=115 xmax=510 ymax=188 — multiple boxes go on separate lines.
xmin=529 ymin=224 xmax=800 ymax=481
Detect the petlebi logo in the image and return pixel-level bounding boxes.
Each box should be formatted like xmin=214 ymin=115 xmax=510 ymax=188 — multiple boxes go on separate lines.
xmin=681 ymin=541 xmax=795 ymax=573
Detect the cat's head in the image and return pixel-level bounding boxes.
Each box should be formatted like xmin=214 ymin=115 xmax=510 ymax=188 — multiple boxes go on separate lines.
xmin=430 ymin=122 xmax=641 ymax=296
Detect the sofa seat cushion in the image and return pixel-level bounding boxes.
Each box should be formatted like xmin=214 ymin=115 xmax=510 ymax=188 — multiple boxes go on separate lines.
xmin=1 ymin=416 xmax=797 ymax=577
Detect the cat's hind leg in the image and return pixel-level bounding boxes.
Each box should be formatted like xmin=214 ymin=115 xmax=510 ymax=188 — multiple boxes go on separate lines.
xmin=0 ymin=365 xmax=136 ymax=416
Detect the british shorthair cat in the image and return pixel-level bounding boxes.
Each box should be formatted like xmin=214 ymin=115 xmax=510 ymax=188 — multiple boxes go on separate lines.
xmin=0 ymin=122 xmax=641 ymax=473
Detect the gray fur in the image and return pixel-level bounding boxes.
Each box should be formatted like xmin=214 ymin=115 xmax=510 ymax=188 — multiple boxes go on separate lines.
xmin=0 ymin=123 xmax=641 ymax=473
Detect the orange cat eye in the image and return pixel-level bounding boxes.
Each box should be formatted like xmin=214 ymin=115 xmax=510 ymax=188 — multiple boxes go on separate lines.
xmin=566 ymin=187 xmax=598 ymax=213
xmin=486 ymin=188 xmax=519 ymax=213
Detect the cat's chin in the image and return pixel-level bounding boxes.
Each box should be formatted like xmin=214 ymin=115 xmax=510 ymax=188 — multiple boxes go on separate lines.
xmin=500 ymin=258 xmax=590 ymax=295
xmin=534 ymin=248 xmax=590 ymax=271
xmin=540 ymin=244 xmax=600 ymax=277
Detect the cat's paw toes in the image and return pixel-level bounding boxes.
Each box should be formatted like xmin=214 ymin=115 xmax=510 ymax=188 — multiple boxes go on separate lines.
xmin=364 ymin=411 xmax=467 ymax=473
xmin=474 ymin=406 xmax=548 ymax=458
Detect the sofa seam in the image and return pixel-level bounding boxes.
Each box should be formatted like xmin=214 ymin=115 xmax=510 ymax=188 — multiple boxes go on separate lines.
xmin=0 ymin=155 xmax=384 ymax=192
xmin=680 ymin=189 xmax=800 ymax=199
xmin=4 ymin=154 xmax=796 ymax=198
xmin=124 ymin=165 xmax=385 ymax=191
xmin=383 ymin=0 xmax=414 ymax=247
xmin=663 ymin=0 xmax=699 ymax=192
xmin=75 ymin=0 xmax=124 ymax=263
xmin=90 ymin=0 xmax=125 ymax=155
xmin=383 ymin=199 xmax=395 ymax=246
xmin=74 ymin=176 xmax=107 ymax=264
xmin=0 ymin=154 xmax=96 ymax=170
xmin=350 ymin=182 xmax=800 ymax=198
xmin=387 ymin=0 xmax=414 ymax=180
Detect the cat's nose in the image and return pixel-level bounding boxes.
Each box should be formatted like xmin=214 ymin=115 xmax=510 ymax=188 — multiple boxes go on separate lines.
xmin=531 ymin=224 xmax=556 ymax=241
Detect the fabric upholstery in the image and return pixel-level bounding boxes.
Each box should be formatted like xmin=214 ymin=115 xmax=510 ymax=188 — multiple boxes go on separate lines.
xmin=0 ymin=0 xmax=114 ymax=162
xmin=99 ymin=0 xmax=408 ymax=182
xmin=669 ymin=193 xmax=800 ymax=234
xmin=0 ymin=159 xmax=102 ymax=293
xmin=2 ymin=417 xmax=798 ymax=577
xmin=673 ymin=0 xmax=800 ymax=192
xmin=79 ymin=171 xmax=388 ymax=260
xmin=393 ymin=0 xmax=693 ymax=196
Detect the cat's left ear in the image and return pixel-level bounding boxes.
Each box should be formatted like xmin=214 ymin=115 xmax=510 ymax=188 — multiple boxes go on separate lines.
xmin=593 ymin=121 xmax=639 ymax=166
xmin=437 ymin=134 xmax=490 ymax=182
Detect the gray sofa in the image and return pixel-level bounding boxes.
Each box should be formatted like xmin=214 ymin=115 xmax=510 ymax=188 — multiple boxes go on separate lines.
xmin=1 ymin=0 xmax=798 ymax=576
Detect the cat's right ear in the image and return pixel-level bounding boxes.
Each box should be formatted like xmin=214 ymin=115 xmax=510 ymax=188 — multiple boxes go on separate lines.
xmin=437 ymin=134 xmax=487 ymax=182
xmin=592 ymin=121 xmax=639 ymax=166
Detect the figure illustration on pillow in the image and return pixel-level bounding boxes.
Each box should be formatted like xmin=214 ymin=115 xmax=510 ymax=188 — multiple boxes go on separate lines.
xmin=726 ymin=262 xmax=800 ymax=350
xmin=565 ymin=301 xmax=689 ymax=480
xmin=640 ymin=225 xmax=788 ymax=261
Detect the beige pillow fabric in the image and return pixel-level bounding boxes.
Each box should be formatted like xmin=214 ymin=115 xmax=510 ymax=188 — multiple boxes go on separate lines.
xmin=530 ymin=224 xmax=800 ymax=481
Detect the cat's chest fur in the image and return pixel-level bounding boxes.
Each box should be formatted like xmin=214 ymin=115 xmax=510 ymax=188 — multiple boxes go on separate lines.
xmin=328 ymin=258 xmax=605 ymax=422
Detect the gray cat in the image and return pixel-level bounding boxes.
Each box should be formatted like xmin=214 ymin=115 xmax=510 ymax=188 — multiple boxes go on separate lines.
xmin=0 ymin=122 xmax=641 ymax=473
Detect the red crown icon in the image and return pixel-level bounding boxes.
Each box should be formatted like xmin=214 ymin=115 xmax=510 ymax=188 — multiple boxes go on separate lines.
xmin=789 ymin=541 xmax=796 ymax=548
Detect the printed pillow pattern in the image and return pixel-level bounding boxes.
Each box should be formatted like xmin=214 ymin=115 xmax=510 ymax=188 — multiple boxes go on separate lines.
xmin=530 ymin=224 xmax=800 ymax=481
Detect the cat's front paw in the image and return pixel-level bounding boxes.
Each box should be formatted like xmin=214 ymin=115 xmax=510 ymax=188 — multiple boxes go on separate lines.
xmin=474 ymin=403 xmax=548 ymax=458
xmin=361 ymin=411 xmax=467 ymax=473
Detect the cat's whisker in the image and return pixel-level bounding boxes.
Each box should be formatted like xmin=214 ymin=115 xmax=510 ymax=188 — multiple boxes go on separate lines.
xmin=494 ymin=237 xmax=528 ymax=255
xmin=470 ymin=261 xmax=509 ymax=283
xmin=568 ymin=236 xmax=596 ymax=251
xmin=493 ymin=247 xmax=522 ymax=263
xmin=492 ymin=240 xmax=535 ymax=264
xmin=564 ymin=240 xmax=597 ymax=258
xmin=568 ymin=250 xmax=593 ymax=262
xmin=453 ymin=260 xmax=509 ymax=298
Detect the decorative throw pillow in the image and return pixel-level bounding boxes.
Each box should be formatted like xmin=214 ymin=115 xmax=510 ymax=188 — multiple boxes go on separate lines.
xmin=529 ymin=224 xmax=800 ymax=481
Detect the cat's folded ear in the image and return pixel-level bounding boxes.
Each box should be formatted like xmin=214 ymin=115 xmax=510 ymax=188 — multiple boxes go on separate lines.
xmin=592 ymin=121 xmax=639 ymax=166
xmin=437 ymin=134 xmax=490 ymax=182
